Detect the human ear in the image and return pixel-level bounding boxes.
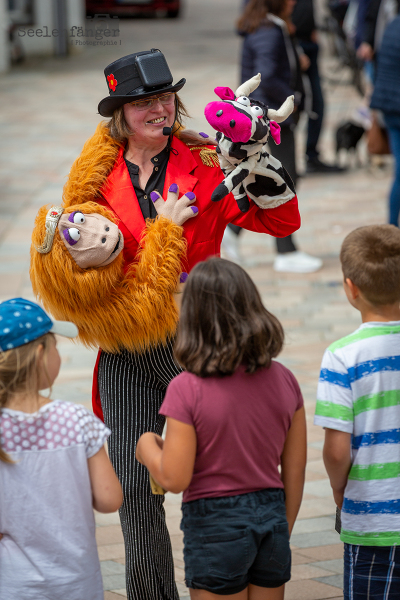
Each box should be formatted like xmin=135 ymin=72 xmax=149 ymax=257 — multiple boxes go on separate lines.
xmin=36 ymin=343 xmax=52 ymax=391
xmin=344 ymin=278 xmax=359 ymax=300
xmin=35 ymin=343 xmax=45 ymax=366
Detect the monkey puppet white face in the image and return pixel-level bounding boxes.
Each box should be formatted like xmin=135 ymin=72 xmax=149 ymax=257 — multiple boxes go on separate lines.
xmin=58 ymin=211 xmax=124 ymax=269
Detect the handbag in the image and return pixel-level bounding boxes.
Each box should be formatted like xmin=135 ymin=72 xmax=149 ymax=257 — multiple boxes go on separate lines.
xmin=367 ymin=113 xmax=391 ymax=155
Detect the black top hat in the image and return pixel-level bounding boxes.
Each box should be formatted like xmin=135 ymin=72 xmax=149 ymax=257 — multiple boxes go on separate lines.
xmin=98 ymin=49 xmax=186 ymax=118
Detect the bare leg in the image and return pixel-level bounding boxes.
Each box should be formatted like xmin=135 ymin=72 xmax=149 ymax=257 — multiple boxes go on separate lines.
xmin=189 ymin=588 xmax=248 ymax=600
xmin=248 ymin=584 xmax=285 ymax=600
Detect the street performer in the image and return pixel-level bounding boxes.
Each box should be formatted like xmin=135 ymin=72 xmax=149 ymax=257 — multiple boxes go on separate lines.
xmin=30 ymin=49 xmax=300 ymax=600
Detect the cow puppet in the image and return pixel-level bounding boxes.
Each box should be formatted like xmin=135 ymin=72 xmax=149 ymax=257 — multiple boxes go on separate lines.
xmin=204 ymin=73 xmax=296 ymax=213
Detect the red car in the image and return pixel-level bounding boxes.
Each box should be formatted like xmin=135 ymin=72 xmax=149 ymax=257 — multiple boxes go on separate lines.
xmin=86 ymin=0 xmax=181 ymax=19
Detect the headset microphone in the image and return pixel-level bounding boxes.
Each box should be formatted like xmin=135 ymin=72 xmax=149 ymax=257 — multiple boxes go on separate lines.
xmin=163 ymin=104 xmax=178 ymax=136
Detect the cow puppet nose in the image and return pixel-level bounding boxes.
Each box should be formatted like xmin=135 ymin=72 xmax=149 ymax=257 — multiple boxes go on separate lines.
xmin=216 ymin=110 xmax=223 ymax=117
xmin=230 ymin=119 xmax=235 ymax=128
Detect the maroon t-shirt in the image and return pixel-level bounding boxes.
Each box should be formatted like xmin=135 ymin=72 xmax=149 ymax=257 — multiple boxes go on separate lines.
xmin=159 ymin=362 xmax=303 ymax=503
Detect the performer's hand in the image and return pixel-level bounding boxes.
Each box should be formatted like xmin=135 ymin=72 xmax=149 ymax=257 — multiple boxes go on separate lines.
xmin=150 ymin=184 xmax=198 ymax=226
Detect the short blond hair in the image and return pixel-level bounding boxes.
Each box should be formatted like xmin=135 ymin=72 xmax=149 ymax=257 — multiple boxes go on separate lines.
xmin=340 ymin=225 xmax=400 ymax=305
xmin=105 ymin=93 xmax=190 ymax=143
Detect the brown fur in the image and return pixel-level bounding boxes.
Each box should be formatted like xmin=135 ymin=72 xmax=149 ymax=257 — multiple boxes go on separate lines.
xmin=30 ymin=123 xmax=202 ymax=352
xmin=62 ymin=123 xmax=123 ymax=208
xmin=30 ymin=202 xmax=186 ymax=353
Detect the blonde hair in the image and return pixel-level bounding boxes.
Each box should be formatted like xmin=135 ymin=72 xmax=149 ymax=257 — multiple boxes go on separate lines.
xmin=0 ymin=333 xmax=53 ymax=463
xmin=106 ymin=93 xmax=190 ymax=142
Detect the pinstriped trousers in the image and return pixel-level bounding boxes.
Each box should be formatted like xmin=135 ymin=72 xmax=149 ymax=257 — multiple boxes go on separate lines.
xmin=98 ymin=343 xmax=182 ymax=600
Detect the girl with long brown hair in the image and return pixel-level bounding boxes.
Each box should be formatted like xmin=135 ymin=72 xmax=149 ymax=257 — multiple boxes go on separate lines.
xmin=136 ymin=258 xmax=307 ymax=600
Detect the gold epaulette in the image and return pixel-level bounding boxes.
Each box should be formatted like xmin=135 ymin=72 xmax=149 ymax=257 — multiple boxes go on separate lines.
xmin=188 ymin=146 xmax=220 ymax=168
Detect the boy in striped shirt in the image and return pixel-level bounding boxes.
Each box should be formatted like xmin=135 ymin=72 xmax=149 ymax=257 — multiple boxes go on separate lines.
xmin=314 ymin=225 xmax=400 ymax=599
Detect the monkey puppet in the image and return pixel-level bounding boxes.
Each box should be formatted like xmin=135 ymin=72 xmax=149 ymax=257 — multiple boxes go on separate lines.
xmin=30 ymin=187 xmax=195 ymax=354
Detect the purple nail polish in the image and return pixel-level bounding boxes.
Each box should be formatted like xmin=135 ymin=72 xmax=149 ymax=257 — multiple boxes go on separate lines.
xmin=185 ymin=192 xmax=195 ymax=200
xmin=169 ymin=183 xmax=178 ymax=193
xmin=199 ymin=132 xmax=208 ymax=138
xmin=191 ymin=206 xmax=198 ymax=214
xmin=180 ymin=272 xmax=188 ymax=283
xmin=150 ymin=191 xmax=159 ymax=202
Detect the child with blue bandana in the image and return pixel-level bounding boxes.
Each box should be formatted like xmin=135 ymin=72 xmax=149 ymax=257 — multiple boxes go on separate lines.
xmin=0 ymin=298 xmax=123 ymax=600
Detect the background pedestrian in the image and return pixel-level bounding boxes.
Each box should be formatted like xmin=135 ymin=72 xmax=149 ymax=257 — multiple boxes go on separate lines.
xmin=223 ymin=0 xmax=322 ymax=273
xmin=370 ymin=15 xmax=400 ymax=225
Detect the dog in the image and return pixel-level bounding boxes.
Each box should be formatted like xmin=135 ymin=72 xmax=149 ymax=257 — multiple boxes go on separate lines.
xmin=335 ymin=121 xmax=365 ymax=167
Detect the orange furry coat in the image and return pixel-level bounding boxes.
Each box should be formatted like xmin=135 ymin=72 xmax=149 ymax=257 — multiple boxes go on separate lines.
xmin=30 ymin=124 xmax=187 ymax=353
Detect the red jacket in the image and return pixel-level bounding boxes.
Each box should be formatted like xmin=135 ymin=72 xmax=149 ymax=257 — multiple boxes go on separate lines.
xmin=92 ymin=135 xmax=300 ymax=419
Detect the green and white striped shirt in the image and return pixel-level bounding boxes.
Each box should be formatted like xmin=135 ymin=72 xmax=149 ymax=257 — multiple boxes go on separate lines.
xmin=314 ymin=321 xmax=400 ymax=546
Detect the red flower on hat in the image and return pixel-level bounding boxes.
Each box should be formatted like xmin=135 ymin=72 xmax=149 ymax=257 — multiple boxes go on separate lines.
xmin=107 ymin=74 xmax=117 ymax=92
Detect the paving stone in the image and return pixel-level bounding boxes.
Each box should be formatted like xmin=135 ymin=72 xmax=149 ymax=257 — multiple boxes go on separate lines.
xmin=297 ymin=496 xmax=337 ymax=519
xmin=0 ymin=0 xmax=390 ymax=597
xmin=100 ymin=561 xmax=126 ymax=576
xmin=284 ymin=579 xmax=343 ymax=600
xmin=291 ymin=550 xmax=315 ymax=565
xmin=98 ymin=544 xmax=126 ymax=561
xmin=299 ymin=545 xmax=344 ymax=561
xmin=310 ymin=559 xmax=344 ymax=574
xmin=95 ymin=525 xmax=125 ymax=546
xmin=95 ymin=511 xmax=121 ymax=527
xmin=111 ymin=589 xmax=127 ymax=597
xmin=314 ymin=574 xmax=344 ymax=589
xmin=290 ymin=530 xmax=342 ymax=549
xmin=291 ymin=564 xmax=334 ymax=580
xmin=102 ymin=574 xmax=127 ymax=591
xmin=292 ymin=517 xmax=336 ymax=535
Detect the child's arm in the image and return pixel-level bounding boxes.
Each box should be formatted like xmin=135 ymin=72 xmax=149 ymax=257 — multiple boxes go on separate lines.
xmin=136 ymin=417 xmax=197 ymax=494
xmin=280 ymin=406 xmax=307 ymax=534
xmin=87 ymin=446 xmax=123 ymax=513
xmin=323 ymin=428 xmax=352 ymax=508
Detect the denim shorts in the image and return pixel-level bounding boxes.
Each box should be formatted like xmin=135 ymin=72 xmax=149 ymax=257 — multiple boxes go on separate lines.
xmin=344 ymin=544 xmax=400 ymax=599
xmin=180 ymin=488 xmax=291 ymax=595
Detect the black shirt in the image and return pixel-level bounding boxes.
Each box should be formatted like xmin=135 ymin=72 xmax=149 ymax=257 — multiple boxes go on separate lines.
xmin=124 ymin=143 xmax=170 ymax=220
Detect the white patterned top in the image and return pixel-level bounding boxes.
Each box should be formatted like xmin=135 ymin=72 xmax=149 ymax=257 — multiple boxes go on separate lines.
xmin=0 ymin=400 xmax=111 ymax=600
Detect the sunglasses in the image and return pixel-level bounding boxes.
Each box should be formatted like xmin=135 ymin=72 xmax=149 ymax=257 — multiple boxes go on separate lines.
xmin=128 ymin=92 xmax=176 ymax=111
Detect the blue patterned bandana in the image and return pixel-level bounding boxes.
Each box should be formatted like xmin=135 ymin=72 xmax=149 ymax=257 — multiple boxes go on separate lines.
xmin=0 ymin=298 xmax=77 ymax=352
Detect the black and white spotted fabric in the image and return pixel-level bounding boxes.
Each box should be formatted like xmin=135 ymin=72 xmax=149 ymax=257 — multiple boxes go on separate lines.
xmin=216 ymin=130 xmax=296 ymax=210
xmin=205 ymin=85 xmax=296 ymax=212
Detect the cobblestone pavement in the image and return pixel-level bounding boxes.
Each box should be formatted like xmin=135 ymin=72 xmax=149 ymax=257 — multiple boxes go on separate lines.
xmin=0 ymin=0 xmax=393 ymax=598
